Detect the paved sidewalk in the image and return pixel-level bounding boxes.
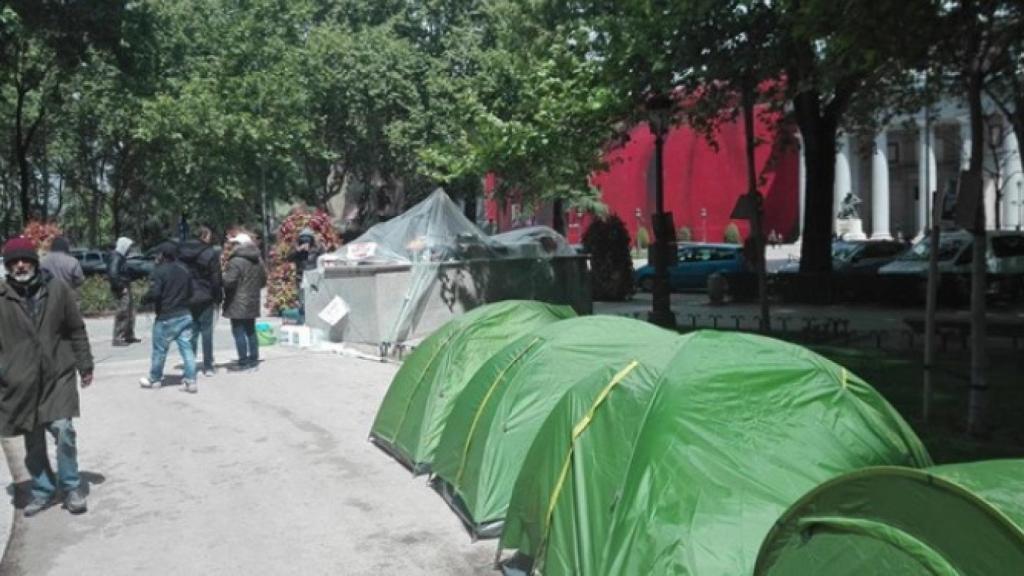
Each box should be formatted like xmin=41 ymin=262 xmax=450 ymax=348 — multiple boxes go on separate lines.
xmin=0 ymin=315 xmax=493 ymax=576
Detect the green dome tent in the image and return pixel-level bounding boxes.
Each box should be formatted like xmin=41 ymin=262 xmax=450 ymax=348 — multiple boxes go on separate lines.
xmin=430 ymin=315 xmax=682 ymax=538
xmin=370 ymin=300 xmax=576 ymax=473
xmin=754 ymin=460 xmax=1024 ymax=576
xmin=499 ymin=331 xmax=932 ymax=575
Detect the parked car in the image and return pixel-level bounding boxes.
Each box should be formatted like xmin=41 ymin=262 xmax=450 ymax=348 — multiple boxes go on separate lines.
xmin=71 ymin=249 xmax=110 ymax=276
xmin=777 ymin=240 xmax=908 ymax=276
xmin=635 ymin=243 xmax=746 ymax=292
xmin=878 ymin=229 xmax=1024 ymax=302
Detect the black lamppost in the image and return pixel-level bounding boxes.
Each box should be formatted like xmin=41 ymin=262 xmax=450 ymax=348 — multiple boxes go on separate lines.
xmin=647 ymin=93 xmax=676 ymax=329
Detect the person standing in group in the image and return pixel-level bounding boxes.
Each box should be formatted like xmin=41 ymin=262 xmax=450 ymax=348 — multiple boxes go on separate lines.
xmin=180 ymin=226 xmax=223 ymax=377
xmin=108 ymin=236 xmax=139 ymax=346
xmin=0 ymin=237 xmax=94 ymax=517
xmin=223 ymin=233 xmax=266 ymax=372
xmin=40 ymin=236 xmax=85 ymax=297
xmin=287 ymin=227 xmax=322 ymax=320
xmin=139 ymin=243 xmax=198 ymax=393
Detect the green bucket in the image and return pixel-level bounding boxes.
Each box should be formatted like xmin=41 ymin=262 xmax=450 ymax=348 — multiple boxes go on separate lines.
xmin=256 ymin=322 xmax=277 ymax=346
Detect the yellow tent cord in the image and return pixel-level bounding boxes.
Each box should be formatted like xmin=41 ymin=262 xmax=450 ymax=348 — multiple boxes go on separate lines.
xmin=391 ymin=330 xmax=460 ymax=443
xmin=455 ymin=337 xmax=543 ymax=487
xmin=535 ymin=360 xmax=640 ymax=571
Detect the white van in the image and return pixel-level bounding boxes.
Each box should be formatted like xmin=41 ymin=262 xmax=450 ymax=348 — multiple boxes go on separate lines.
xmin=878 ymin=229 xmax=1024 ymax=301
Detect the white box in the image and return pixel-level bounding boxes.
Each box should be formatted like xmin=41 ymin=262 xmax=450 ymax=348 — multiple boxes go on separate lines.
xmin=280 ymin=325 xmax=312 ymax=347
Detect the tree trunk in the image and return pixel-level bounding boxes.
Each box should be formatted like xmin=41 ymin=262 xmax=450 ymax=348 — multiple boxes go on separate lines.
xmin=793 ymin=91 xmax=838 ymax=277
xmin=552 ymin=198 xmax=565 ymax=235
xmin=15 ymin=88 xmax=32 ymax=226
xmin=742 ymin=83 xmax=770 ymax=331
xmin=966 ymin=71 xmax=989 ymax=437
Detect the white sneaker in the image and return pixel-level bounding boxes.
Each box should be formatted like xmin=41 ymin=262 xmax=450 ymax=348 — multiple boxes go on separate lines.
xmin=182 ymin=380 xmax=198 ymax=394
xmin=139 ymin=377 xmax=161 ymax=389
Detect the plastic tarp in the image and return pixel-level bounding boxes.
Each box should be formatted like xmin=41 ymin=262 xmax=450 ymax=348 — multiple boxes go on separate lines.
xmin=323 ymin=190 xmax=573 ymax=266
xmin=369 ymin=300 xmax=577 ymax=474
xmin=318 ymin=189 xmax=580 ymax=345
xmin=499 ymin=330 xmax=932 ymax=576
xmin=754 ymin=460 xmax=1024 ymax=576
xmin=430 ymin=316 xmax=682 ymax=538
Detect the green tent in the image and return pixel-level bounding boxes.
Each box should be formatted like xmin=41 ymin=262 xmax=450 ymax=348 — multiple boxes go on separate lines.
xmin=755 ymin=460 xmax=1024 ymax=575
xmin=370 ymin=300 xmax=576 ymax=474
xmin=430 ymin=315 xmax=682 ymax=538
xmin=500 ymin=331 xmax=932 ymax=575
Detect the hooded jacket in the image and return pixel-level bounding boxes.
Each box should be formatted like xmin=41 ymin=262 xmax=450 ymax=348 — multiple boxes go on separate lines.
xmin=179 ymin=239 xmax=223 ymax=307
xmin=0 ymin=272 xmax=93 ymax=435
xmin=223 ymin=244 xmax=266 ymax=319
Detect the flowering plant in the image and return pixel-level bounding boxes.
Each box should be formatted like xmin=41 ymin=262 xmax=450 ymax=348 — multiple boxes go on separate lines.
xmin=266 ymin=207 xmax=341 ymax=315
xmin=22 ymin=221 xmax=63 ymax=253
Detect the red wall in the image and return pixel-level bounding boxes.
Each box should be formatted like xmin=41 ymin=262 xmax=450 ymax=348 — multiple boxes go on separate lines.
xmin=488 ymin=109 xmax=800 ymax=246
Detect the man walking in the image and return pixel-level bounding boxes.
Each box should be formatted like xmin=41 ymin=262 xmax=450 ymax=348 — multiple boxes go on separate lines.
xmin=139 ymin=243 xmax=198 ymax=393
xmin=0 ymin=237 xmax=94 ymax=516
xmin=40 ymin=236 xmax=85 ymax=293
xmin=180 ymin=226 xmax=223 ymax=376
xmin=223 ymin=233 xmax=266 ymax=371
xmin=108 ymin=236 xmax=139 ymax=346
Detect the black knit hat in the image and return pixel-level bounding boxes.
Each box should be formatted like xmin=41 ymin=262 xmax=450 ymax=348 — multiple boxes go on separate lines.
xmin=51 ymin=236 xmax=71 ymax=253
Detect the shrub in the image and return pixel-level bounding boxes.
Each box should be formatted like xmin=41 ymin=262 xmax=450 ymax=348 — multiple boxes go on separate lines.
xmin=723 ymin=222 xmax=742 ymax=245
xmin=78 ymin=277 xmax=150 ymax=316
xmin=266 ymin=206 xmax=342 ymax=315
xmin=677 ymin=226 xmax=693 ymax=242
xmin=582 ymin=214 xmax=634 ymax=301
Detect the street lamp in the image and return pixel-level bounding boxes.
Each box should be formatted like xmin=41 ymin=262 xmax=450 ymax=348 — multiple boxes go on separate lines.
xmin=646 ymin=92 xmax=677 ymax=329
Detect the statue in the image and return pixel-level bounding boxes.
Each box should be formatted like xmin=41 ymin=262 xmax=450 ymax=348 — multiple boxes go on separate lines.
xmin=837 ymin=192 xmax=862 ymax=220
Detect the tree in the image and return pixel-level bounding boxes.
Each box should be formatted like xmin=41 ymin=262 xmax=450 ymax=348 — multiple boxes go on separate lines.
xmin=0 ymin=1 xmax=127 ymax=227
xmin=933 ymin=0 xmax=1022 ymax=436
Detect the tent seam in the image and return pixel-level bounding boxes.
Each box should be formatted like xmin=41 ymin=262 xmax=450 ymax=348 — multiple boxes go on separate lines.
xmin=535 ymin=360 xmax=640 ymax=575
xmin=455 ymin=337 xmax=543 ymax=488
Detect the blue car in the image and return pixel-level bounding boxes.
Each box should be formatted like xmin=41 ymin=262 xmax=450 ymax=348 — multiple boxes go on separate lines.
xmin=635 ymin=243 xmax=747 ymax=292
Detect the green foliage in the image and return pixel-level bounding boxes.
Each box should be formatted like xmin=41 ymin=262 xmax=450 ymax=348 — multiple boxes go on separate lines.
xmin=78 ymin=277 xmax=148 ymax=317
xmin=723 ymin=222 xmax=743 ymax=245
xmin=582 ymin=214 xmax=634 ymax=302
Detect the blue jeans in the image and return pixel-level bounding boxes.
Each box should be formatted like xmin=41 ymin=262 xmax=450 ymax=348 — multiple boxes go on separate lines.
xmin=231 ymin=319 xmax=259 ymax=367
xmin=24 ymin=419 xmax=80 ymax=500
xmin=150 ymin=313 xmax=197 ymax=383
xmin=190 ymin=304 xmax=216 ymax=371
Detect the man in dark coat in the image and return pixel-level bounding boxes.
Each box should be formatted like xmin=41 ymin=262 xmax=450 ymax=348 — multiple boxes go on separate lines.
xmin=179 ymin=226 xmax=223 ymax=376
xmin=140 ymin=242 xmax=198 ymax=393
xmin=287 ymin=227 xmax=323 ymax=322
xmin=108 ymin=236 xmax=139 ymax=346
xmin=223 ymin=233 xmax=266 ymax=371
xmin=0 ymin=237 xmax=94 ymax=517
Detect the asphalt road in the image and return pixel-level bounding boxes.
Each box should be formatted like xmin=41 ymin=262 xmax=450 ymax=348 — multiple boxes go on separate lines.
xmin=1 ymin=315 xmax=493 ymax=576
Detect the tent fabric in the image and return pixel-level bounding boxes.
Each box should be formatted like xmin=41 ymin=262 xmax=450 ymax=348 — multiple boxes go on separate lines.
xmin=499 ymin=330 xmax=932 ymax=576
xmin=369 ymin=300 xmax=576 ymax=473
xmin=430 ymin=315 xmax=682 ymax=538
xmin=754 ymin=460 xmax=1024 ymax=576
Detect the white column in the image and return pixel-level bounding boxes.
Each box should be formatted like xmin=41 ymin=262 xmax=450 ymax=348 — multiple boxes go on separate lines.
xmin=871 ymin=131 xmax=892 ymax=239
xmin=797 ymin=133 xmax=806 ymax=241
xmin=1007 ymin=129 xmax=1024 ymax=230
xmin=835 ymin=133 xmax=852 ymax=219
xmin=958 ymin=118 xmax=972 ymax=171
xmin=917 ymin=118 xmax=938 ymax=234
